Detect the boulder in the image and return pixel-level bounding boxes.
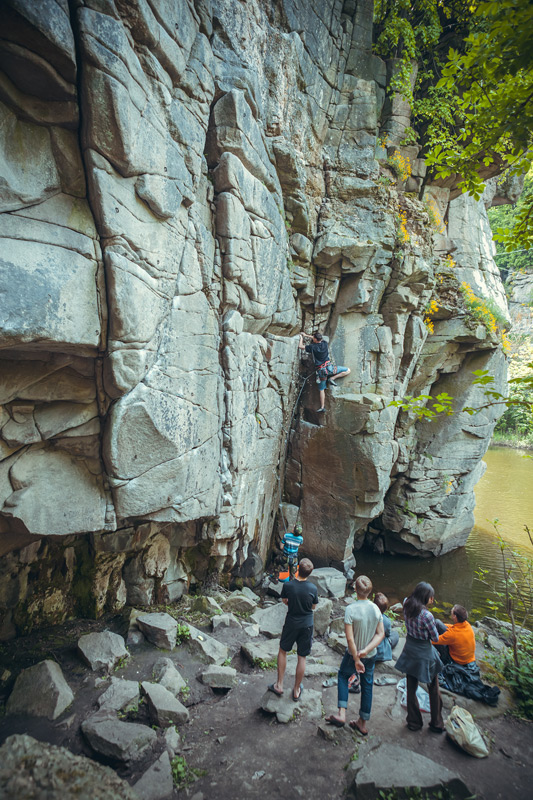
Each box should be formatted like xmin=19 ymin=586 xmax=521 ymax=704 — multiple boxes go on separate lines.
xmin=327 ymin=631 xmax=347 ymax=655
xmin=191 ymin=595 xmax=222 ymax=614
xmin=133 ymin=751 xmax=174 ymax=800
xmin=77 ymin=630 xmax=128 ymax=672
xmin=307 ymin=568 xmax=347 ymax=598
xmin=242 ymin=622 xmax=260 ymax=637
xmin=330 ymin=616 xmax=346 ymax=634
xmin=347 ymin=743 xmax=472 ymax=799
xmin=212 ymin=612 xmax=241 ymax=631
xmin=200 ymin=665 xmax=237 ymax=689
xmin=152 ymin=657 xmax=187 ymax=696
xmin=141 ymin=682 xmax=189 ymax=726
xmin=241 ymin=639 xmax=280 ymax=666
xmin=260 ymin=686 xmax=323 ymax=724
xmin=136 ymin=613 xmax=178 ymax=650
xmin=240 ymin=586 xmax=261 ymax=603
xmin=81 ymin=711 xmax=157 ymax=762
xmin=187 ymin=624 xmax=229 ymax=664
xmin=163 ymin=725 xmax=182 ymax=755
xmin=0 ymin=734 xmax=138 ymax=799
xmin=250 ymin=602 xmax=287 ymax=638
xmin=266 ymin=581 xmax=284 ymax=598
xmin=6 ymin=660 xmax=74 ymax=720
xmin=97 ymin=677 xmax=139 ymax=712
xmin=222 ymin=593 xmax=257 ymax=614
xmin=314 ymin=598 xmax=333 ymax=635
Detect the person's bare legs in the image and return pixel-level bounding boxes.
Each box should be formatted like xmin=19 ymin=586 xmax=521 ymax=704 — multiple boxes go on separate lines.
xmin=334 ymin=367 xmax=350 ymax=380
xmin=318 ymin=388 xmax=325 ymax=409
xmin=293 ymin=655 xmax=306 ymax=698
xmin=274 ymin=648 xmax=287 ymax=693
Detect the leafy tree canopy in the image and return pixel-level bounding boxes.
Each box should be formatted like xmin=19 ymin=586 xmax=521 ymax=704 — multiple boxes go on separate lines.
xmin=488 ymin=175 xmax=533 ymax=274
xmin=374 ymin=0 xmax=533 ymax=251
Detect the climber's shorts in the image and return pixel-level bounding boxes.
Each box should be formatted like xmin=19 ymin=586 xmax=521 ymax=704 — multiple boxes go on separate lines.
xmin=318 ymin=365 xmax=348 ymax=391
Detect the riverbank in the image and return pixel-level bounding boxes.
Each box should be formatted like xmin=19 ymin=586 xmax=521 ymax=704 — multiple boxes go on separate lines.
xmin=0 ymin=583 xmax=532 ymax=800
xmin=491 ymin=432 xmax=533 ymax=450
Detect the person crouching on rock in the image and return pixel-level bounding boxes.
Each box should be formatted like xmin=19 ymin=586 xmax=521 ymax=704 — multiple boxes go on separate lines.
xmin=394 ymin=582 xmax=444 ymax=733
xmin=433 ymin=604 xmax=476 ymax=667
xmin=325 ymin=575 xmax=384 ymax=735
xmin=267 ymin=558 xmax=318 ymax=701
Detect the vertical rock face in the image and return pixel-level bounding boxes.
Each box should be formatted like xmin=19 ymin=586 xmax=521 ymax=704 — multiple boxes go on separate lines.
xmin=0 ymin=0 xmax=508 ymax=635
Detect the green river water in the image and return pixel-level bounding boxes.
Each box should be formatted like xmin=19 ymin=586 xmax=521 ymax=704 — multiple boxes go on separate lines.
xmin=354 ymin=447 xmax=533 ymax=621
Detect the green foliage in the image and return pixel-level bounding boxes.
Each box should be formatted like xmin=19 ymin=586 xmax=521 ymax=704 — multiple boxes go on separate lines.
xmin=377 ymin=787 xmax=466 ymax=800
xmin=253 ymin=657 xmax=278 ymax=670
xmin=176 ymin=622 xmax=191 ymax=643
xmin=495 ymin=341 xmax=533 ymax=439
xmin=373 ymin=0 xmax=443 ymax=104
xmin=374 ymin=1 xmax=533 ymax=252
xmin=492 ymin=633 xmax=533 ymax=719
xmin=389 ymin=391 xmax=454 ymax=420
xmin=488 ymin=176 xmax=533 ymax=273
xmin=170 ymin=755 xmax=207 ymax=789
xmin=423 ymin=0 xmax=533 ymax=251
xmin=475 ymin=523 xmax=533 ymax=685
xmin=389 ymin=368 xmax=533 ymax=424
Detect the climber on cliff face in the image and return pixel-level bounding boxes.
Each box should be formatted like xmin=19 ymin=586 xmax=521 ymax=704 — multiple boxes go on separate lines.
xmin=298 ymin=331 xmax=350 ymax=413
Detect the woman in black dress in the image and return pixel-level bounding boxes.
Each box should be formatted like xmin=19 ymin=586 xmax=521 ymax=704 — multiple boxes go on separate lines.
xmin=395 ymin=582 xmax=444 ymax=732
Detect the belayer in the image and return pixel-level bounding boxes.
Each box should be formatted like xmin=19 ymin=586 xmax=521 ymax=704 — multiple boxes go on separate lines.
xmin=298 ymin=331 xmax=350 ymax=413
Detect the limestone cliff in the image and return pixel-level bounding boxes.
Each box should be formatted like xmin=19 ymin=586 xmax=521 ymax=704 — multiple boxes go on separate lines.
xmin=0 ymin=0 xmax=508 ymax=637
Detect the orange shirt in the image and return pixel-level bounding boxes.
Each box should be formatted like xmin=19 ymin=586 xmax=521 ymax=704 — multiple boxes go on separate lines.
xmin=435 ymin=621 xmax=476 ymax=665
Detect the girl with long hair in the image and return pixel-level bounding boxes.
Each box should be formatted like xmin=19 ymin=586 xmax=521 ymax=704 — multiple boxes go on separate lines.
xmin=394 ymin=582 xmax=444 ymax=733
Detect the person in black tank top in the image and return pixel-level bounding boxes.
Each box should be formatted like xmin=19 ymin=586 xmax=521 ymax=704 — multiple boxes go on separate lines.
xmin=267 ymin=558 xmax=318 ymax=701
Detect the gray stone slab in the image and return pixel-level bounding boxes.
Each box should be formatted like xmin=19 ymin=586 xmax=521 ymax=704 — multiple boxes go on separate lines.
xmin=97 ymin=677 xmax=139 ymax=712
xmin=200 ymin=665 xmax=237 ymax=689
xmin=241 ymin=639 xmax=280 ymax=666
xmin=187 ymin=624 xmax=229 ymax=664
xmin=212 ymin=612 xmax=241 ymax=631
xmin=136 ymin=613 xmax=178 ymax=650
xmin=314 ymin=597 xmax=333 ymax=636
xmin=6 ymin=660 xmax=74 ymax=720
xmin=77 ymin=631 xmax=128 ymax=672
xmin=133 ymin=751 xmax=174 ymax=800
xmin=0 ymin=734 xmax=138 ymax=799
xmin=81 ymin=712 xmax=156 ymax=762
xmin=152 ymin=657 xmax=187 ymax=697
xmin=250 ymin=602 xmax=287 ymax=638
xmin=307 ymin=568 xmax=347 ymax=598
xmin=349 ymin=743 xmax=472 ymax=799
xmin=141 ymin=682 xmax=189 ymax=726
xmin=261 ymin=686 xmax=323 ymax=724
xmin=222 ymin=593 xmax=257 ymax=614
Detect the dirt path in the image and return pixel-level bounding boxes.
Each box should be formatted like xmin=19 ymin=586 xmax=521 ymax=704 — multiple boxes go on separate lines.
xmin=0 ymin=602 xmax=532 ymax=799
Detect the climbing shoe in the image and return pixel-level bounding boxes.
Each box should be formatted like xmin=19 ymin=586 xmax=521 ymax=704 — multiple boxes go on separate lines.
xmin=328 ymin=379 xmax=338 ymax=387
xmin=317 ymin=407 xmax=325 ymax=413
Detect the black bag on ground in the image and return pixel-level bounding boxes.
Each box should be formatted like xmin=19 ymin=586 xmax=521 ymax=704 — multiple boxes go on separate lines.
xmin=440 ymin=662 xmax=500 ymax=706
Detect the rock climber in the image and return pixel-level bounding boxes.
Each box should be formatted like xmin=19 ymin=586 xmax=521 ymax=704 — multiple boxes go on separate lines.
xmin=298 ymin=331 xmax=350 ymax=413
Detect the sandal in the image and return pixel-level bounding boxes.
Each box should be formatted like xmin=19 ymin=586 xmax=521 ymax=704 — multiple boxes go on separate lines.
xmin=325 ymin=715 xmax=345 ymax=728
xmin=292 ymin=686 xmax=302 ymax=701
xmin=267 ymin=683 xmax=283 ymax=697
xmin=349 ymin=720 xmax=368 ymax=736
xmin=322 ymin=677 xmax=338 ymax=688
